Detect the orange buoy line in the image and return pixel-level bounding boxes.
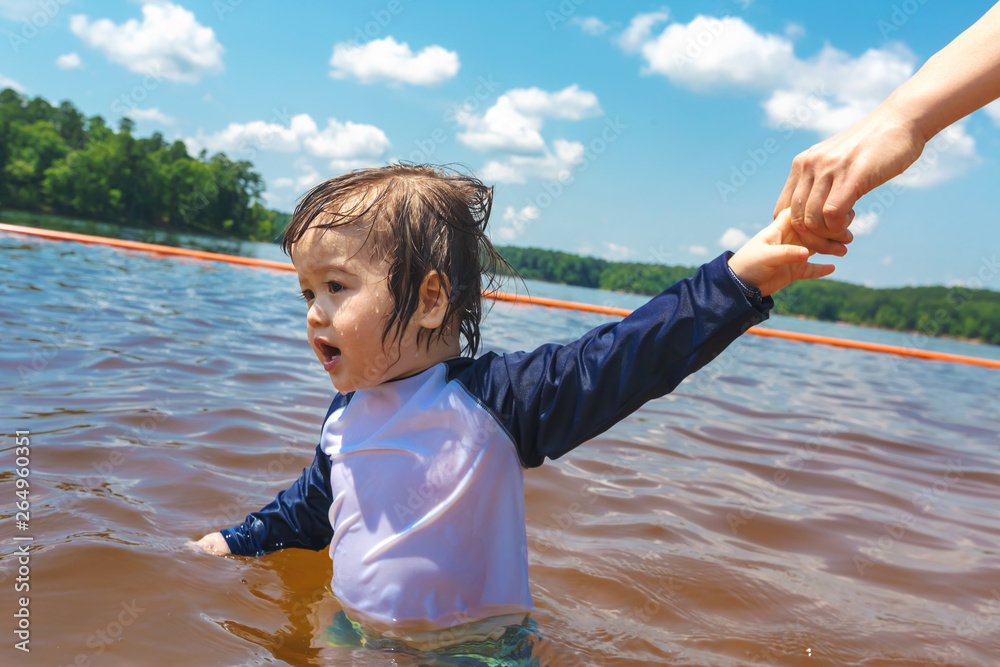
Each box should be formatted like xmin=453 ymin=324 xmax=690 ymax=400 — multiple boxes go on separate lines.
xmin=0 ymin=222 xmax=297 ymax=272
xmin=749 ymin=328 xmax=1000 ymax=370
xmin=3 ymin=221 xmax=999 ymax=370
xmin=486 ymin=290 xmax=631 ymax=318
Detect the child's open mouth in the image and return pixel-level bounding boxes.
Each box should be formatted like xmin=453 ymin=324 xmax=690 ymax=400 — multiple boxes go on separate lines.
xmin=316 ymin=340 xmax=341 ymax=371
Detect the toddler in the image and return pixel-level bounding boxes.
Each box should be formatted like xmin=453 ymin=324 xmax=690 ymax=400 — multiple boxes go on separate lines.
xmin=192 ymin=163 xmax=846 ymax=648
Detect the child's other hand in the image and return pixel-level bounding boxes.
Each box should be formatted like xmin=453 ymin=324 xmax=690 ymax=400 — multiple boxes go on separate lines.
xmin=187 ymin=532 xmax=232 ymax=556
xmin=727 ymin=208 xmax=849 ymax=297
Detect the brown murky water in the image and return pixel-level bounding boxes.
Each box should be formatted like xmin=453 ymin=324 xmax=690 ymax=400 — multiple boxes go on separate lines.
xmin=2 ymin=229 xmax=999 ymax=666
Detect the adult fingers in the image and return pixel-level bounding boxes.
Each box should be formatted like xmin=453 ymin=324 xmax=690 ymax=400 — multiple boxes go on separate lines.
xmin=803 ymin=174 xmax=836 ymax=238
xmin=788 ymin=172 xmax=815 ymax=235
xmin=821 ymin=178 xmax=861 ymax=234
xmin=830 ymin=224 xmax=854 ymax=245
xmin=775 ymin=204 xmax=850 ymax=254
xmin=773 ymin=161 xmax=801 ymax=219
xmin=793 ymin=224 xmax=850 ymax=256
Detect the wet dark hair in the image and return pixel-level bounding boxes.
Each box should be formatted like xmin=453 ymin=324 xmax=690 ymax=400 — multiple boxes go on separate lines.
xmin=281 ymin=163 xmax=518 ymax=357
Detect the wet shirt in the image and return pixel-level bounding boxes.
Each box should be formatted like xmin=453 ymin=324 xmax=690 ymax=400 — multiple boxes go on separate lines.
xmin=220 ymin=252 xmax=773 ymax=632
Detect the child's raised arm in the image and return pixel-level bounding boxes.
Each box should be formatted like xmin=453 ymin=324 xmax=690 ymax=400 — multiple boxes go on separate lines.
xmin=726 ymin=207 xmax=849 ymax=297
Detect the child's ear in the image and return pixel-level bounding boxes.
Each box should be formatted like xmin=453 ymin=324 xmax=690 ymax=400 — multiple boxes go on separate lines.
xmin=415 ymin=270 xmax=451 ymax=329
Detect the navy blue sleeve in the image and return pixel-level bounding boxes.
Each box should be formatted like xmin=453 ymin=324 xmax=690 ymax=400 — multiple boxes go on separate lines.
xmin=219 ymin=397 xmax=345 ymax=556
xmin=455 ymin=252 xmax=772 ymax=468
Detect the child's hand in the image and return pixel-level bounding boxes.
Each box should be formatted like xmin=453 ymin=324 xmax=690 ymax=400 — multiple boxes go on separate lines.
xmin=187 ymin=532 xmax=232 ymax=556
xmin=727 ymin=208 xmax=849 ymax=296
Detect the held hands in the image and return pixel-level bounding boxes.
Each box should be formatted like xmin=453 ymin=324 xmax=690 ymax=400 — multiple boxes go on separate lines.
xmin=773 ymin=104 xmax=925 ymax=248
xmin=727 ymin=208 xmax=848 ymax=297
xmin=186 ymin=532 xmax=231 ymax=556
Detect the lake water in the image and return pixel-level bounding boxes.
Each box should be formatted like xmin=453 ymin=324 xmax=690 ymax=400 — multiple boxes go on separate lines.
xmin=2 ymin=218 xmax=999 ymax=666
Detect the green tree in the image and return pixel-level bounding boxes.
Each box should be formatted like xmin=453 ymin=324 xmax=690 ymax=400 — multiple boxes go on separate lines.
xmin=1 ymin=87 xmax=286 ymax=241
xmin=4 ymin=120 xmax=69 ymax=208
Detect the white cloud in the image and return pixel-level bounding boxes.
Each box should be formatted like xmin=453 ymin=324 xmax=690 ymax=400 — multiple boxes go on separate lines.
xmin=189 ymin=115 xmax=314 ymax=154
xmin=186 ymin=113 xmax=390 ymax=170
xmin=329 ymin=36 xmax=459 ymax=86
xmin=495 ymin=205 xmax=540 ymax=241
xmin=0 ymin=73 xmax=26 ymax=93
xmin=631 ymin=14 xmax=794 ymax=89
xmin=851 ymin=211 xmax=880 ymax=236
xmin=457 ymin=84 xmax=601 ymax=185
xmin=505 ymin=85 xmax=602 ymax=121
xmin=881 ymin=255 xmax=893 ymax=265
xmin=719 ymin=227 xmax=751 ymax=249
xmin=303 ymin=121 xmax=392 ymax=169
xmin=260 ymin=190 xmax=284 ymax=209
xmin=571 ymin=16 xmax=610 ymax=36
xmin=618 ymin=10 xmax=670 ymax=52
xmin=985 ymin=99 xmax=1000 ymax=126
xmin=602 ymin=242 xmax=632 ymax=260
xmin=56 ymin=52 xmax=83 ymax=70
xmin=618 ymin=12 xmax=979 ymax=188
xmin=481 ymin=139 xmax=586 ymax=184
xmin=891 ymin=122 xmax=977 ymax=188
xmin=70 ymin=1 xmax=223 ymax=84
xmin=266 ymin=160 xmax=325 ymax=210
xmin=688 ymin=245 xmax=709 ymax=256
xmin=126 ymin=107 xmax=176 ymax=125
xmin=274 ymin=159 xmax=324 ymax=192
xmin=457 ymin=96 xmax=549 ymax=154
xmin=0 ymin=0 xmax=37 ymax=20
xmin=457 ymin=84 xmax=601 ymax=154
xmin=503 ymin=205 xmax=538 ymax=224
xmin=762 ymin=45 xmax=915 ymax=136
xmin=784 ymin=22 xmax=805 ymax=39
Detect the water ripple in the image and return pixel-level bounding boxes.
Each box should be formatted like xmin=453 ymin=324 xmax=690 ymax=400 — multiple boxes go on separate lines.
xmin=3 ymin=231 xmax=1000 ymax=666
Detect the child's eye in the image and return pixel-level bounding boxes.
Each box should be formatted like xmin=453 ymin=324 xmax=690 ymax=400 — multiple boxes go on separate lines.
xmin=299 ymin=290 xmax=314 ymax=302
xmin=326 ymin=281 xmax=344 ymax=294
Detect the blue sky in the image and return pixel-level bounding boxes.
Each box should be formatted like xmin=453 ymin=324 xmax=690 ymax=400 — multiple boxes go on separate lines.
xmin=2 ymin=0 xmax=998 ymax=288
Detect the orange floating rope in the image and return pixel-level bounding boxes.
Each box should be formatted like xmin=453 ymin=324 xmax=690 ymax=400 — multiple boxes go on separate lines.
xmin=749 ymin=328 xmax=1000 ymax=370
xmin=486 ymin=290 xmax=631 ymax=318
xmin=0 ymin=222 xmax=296 ymax=272
xmin=3 ymin=221 xmax=998 ymax=370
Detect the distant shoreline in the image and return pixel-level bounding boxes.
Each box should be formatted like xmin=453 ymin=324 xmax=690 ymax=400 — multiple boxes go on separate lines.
xmin=495 ymin=245 xmax=1000 ymax=347
xmin=3 ymin=210 xmax=997 ymax=349
xmin=776 ymin=312 xmax=990 ymax=347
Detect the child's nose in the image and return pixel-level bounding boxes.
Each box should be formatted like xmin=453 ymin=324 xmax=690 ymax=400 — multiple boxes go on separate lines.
xmin=306 ymin=301 xmax=329 ymax=328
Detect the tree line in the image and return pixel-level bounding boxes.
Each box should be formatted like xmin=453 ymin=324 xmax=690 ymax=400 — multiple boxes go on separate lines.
xmin=3 ymin=88 xmax=996 ymax=344
xmin=495 ymin=245 xmax=1000 ymax=345
xmin=0 ymin=88 xmax=285 ymax=241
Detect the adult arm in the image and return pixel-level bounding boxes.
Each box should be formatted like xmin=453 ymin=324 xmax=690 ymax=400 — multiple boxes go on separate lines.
xmin=775 ymin=2 xmax=1000 ymax=240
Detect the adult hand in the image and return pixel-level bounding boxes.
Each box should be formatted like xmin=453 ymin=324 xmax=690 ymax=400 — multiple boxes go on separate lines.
xmin=773 ymin=105 xmax=925 ymax=246
xmin=772 ymin=2 xmax=1000 ymax=249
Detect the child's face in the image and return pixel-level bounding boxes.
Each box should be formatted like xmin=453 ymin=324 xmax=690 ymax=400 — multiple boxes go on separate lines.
xmin=291 ymin=222 xmax=426 ymax=394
